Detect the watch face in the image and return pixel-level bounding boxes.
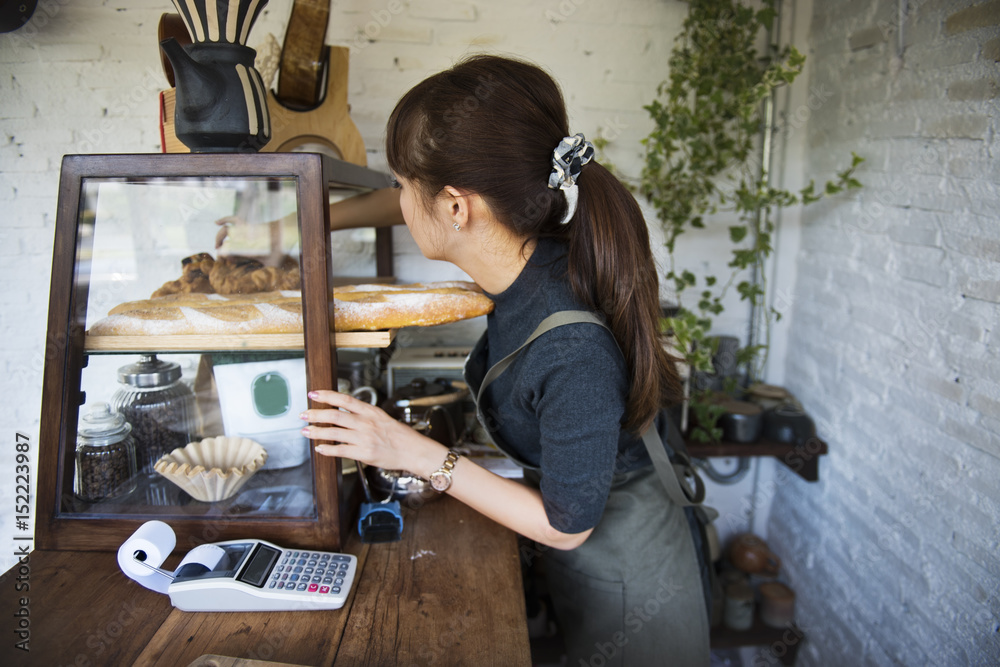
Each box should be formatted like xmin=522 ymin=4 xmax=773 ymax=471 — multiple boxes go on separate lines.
xmin=429 ymin=472 xmax=451 ymax=492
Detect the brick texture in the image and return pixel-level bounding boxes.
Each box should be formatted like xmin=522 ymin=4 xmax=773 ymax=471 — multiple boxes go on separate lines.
xmin=770 ymin=0 xmax=1000 ymax=665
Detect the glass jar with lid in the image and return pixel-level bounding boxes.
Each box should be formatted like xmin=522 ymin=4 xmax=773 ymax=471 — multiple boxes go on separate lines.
xmin=110 ymin=354 xmax=197 ymax=475
xmin=75 ymin=403 xmax=137 ymax=502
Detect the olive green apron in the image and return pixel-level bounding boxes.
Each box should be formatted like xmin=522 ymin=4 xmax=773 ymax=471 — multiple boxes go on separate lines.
xmin=464 ymin=311 xmax=710 ymax=666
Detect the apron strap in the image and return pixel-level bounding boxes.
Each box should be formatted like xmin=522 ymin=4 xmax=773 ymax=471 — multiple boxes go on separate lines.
xmin=641 ymin=425 xmax=705 ymax=507
xmin=475 ymin=310 xmax=604 ymax=409
xmin=476 ymin=309 xmax=706 ymax=508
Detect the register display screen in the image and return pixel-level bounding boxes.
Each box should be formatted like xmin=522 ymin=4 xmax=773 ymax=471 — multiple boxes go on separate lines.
xmin=237 ymin=543 xmax=281 ymax=588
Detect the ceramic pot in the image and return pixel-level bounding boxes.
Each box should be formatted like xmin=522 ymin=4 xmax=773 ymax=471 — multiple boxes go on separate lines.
xmin=762 ymin=405 xmax=816 ymax=445
xmin=160 ymin=0 xmax=271 ymax=152
xmin=718 ymin=400 xmax=763 ymax=443
xmin=728 ymin=533 xmax=781 ymax=577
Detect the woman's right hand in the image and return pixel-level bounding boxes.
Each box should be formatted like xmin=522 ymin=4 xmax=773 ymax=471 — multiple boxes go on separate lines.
xmin=299 ymin=389 xmax=445 ymax=479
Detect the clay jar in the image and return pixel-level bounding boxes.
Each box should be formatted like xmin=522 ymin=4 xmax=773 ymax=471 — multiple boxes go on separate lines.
xmin=160 ymin=0 xmax=272 ymax=152
xmin=728 ymin=533 xmax=781 ymax=577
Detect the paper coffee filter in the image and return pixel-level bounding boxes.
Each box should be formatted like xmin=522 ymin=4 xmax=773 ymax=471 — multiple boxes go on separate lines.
xmin=154 ymin=436 xmax=268 ymax=502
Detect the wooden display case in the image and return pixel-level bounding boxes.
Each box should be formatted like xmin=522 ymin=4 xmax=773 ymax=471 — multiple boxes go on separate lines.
xmin=37 ymin=152 xmax=393 ymax=553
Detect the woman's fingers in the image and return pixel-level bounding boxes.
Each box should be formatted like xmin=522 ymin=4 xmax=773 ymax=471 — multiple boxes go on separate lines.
xmin=300 ymin=404 xmax=360 ymax=431
xmin=299 ymin=390 xmax=379 ymax=428
xmin=305 ymin=389 xmax=377 ymax=414
xmin=298 ymin=389 xmax=398 ymax=467
xmin=297 ymin=388 xmax=431 ymax=473
xmin=313 ymin=443 xmax=354 ymax=458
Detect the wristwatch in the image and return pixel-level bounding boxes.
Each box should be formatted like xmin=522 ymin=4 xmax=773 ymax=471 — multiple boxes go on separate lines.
xmin=429 ymin=450 xmax=460 ymax=492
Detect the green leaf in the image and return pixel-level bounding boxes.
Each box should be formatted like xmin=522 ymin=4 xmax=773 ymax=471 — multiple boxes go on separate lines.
xmin=729 ymin=225 xmax=748 ymax=243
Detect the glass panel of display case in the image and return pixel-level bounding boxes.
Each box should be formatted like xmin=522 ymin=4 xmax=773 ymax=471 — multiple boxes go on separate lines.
xmin=329 ymin=186 xmax=379 ymax=280
xmin=68 ymin=174 xmax=316 ymax=521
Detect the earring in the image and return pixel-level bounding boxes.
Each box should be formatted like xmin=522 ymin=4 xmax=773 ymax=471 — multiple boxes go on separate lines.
xmin=453 ymin=222 xmax=461 ymax=231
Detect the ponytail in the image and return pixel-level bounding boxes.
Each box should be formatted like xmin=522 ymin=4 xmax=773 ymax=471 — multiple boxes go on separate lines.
xmin=568 ymin=162 xmax=683 ymax=433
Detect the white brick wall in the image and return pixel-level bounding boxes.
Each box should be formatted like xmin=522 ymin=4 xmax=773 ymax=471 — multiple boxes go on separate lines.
xmin=767 ymin=0 xmax=1000 ymax=664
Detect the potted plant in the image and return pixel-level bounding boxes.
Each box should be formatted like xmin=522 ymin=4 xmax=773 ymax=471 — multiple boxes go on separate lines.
xmin=638 ymin=0 xmax=863 ymax=442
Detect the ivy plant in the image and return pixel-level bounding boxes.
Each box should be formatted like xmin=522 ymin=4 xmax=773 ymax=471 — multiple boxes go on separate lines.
xmin=639 ymin=0 xmax=863 ymax=442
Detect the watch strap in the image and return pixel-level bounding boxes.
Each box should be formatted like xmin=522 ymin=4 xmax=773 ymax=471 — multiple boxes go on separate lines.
xmin=430 ymin=450 xmax=460 ymax=491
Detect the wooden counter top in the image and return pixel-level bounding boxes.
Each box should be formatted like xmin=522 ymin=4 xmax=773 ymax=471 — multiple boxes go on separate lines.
xmin=0 ymin=497 xmax=531 ymax=666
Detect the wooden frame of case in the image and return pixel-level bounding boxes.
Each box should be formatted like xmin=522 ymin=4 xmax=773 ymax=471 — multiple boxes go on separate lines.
xmin=36 ymin=153 xmax=393 ymax=552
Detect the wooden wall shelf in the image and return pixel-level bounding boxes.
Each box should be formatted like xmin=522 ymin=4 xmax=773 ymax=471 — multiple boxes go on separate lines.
xmin=686 ymin=437 xmax=828 ymax=482
xmin=85 ymin=330 xmax=396 ymax=352
xmin=711 ymin=617 xmax=805 ymax=665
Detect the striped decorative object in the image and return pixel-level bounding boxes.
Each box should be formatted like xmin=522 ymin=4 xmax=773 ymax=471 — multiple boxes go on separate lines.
xmin=162 ymin=0 xmax=271 ymax=152
xmin=169 ymin=0 xmax=268 ymax=45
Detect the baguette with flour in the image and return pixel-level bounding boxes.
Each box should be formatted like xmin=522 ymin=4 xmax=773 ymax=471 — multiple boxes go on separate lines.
xmin=88 ymin=282 xmax=494 ymax=335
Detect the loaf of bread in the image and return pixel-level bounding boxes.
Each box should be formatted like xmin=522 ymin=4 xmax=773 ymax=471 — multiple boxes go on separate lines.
xmin=88 ymin=282 xmax=494 ymax=335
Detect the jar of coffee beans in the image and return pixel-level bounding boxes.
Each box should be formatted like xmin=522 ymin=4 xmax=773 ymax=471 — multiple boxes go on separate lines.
xmin=111 ymin=354 xmax=196 ymax=475
xmin=75 ymin=403 xmax=137 ymax=502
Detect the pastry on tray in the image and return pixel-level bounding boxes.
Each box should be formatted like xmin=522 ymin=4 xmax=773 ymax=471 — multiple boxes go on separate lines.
xmin=152 ymin=253 xmax=301 ymax=297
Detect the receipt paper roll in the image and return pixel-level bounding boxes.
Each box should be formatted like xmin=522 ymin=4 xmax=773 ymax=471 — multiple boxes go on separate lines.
xmin=118 ymin=520 xmax=226 ymax=593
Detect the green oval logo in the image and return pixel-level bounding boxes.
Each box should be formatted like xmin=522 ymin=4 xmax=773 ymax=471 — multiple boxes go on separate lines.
xmin=251 ymin=372 xmax=291 ymax=418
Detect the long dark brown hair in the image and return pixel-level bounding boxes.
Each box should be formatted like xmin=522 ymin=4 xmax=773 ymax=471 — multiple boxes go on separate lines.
xmin=386 ymin=54 xmax=682 ymax=432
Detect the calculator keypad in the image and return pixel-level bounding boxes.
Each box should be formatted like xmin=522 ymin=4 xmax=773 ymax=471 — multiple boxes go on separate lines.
xmin=268 ymin=550 xmax=356 ymax=601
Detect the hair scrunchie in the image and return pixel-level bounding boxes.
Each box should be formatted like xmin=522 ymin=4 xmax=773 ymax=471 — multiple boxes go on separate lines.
xmin=547 ymin=133 xmax=595 ymax=225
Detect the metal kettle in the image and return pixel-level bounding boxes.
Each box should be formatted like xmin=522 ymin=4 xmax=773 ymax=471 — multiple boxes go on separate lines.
xmin=383 ymin=378 xmax=469 ymax=448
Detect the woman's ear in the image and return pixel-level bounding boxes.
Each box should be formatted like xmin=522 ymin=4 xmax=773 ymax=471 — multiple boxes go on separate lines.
xmin=440 ymin=185 xmax=471 ymax=231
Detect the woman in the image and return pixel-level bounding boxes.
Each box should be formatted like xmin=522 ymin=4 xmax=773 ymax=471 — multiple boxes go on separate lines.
xmin=301 ymin=54 xmax=710 ymax=665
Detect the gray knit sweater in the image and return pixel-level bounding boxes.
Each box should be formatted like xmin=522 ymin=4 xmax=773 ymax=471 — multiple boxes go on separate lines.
xmin=465 ymin=238 xmax=652 ymax=533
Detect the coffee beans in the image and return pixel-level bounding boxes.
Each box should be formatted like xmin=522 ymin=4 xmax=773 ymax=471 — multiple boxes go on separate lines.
xmin=75 ymin=403 xmax=137 ymax=502
xmin=116 ymin=391 xmax=193 ymax=473
xmin=75 ymin=436 xmax=137 ymax=502
xmin=111 ymin=355 xmax=196 ymax=474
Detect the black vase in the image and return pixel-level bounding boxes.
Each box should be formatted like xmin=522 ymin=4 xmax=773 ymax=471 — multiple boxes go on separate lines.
xmin=161 ymin=0 xmax=271 ymax=153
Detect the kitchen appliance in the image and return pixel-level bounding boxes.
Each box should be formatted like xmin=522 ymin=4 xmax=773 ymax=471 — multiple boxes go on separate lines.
xmin=159 ymin=0 xmax=272 ymax=152
xmin=363 ymin=466 xmax=442 ymax=507
xmin=356 ymin=377 xmax=470 ymax=508
xmin=386 ymin=346 xmax=470 ymax=395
